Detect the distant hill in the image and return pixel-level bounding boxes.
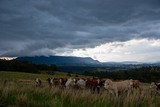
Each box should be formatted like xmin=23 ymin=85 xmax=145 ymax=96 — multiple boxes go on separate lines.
xmin=16 ymin=56 xmax=101 ymax=66
xmin=16 ymin=56 xmax=160 ymax=72
xmin=102 ymin=61 xmax=160 ymax=66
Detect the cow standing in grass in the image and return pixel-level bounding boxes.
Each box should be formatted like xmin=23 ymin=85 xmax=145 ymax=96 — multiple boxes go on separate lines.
xmin=47 ymin=78 xmax=53 ymax=87
xmin=65 ymin=78 xmax=86 ymax=89
xmin=76 ymin=78 xmax=86 ymax=89
xmin=104 ymin=79 xmax=133 ymax=97
xmin=35 ymin=78 xmax=42 ymax=87
xmin=86 ymin=77 xmax=104 ymax=94
xmin=59 ymin=78 xmax=68 ymax=88
xmin=150 ymin=82 xmax=160 ymax=95
xmin=129 ymin=79 xmax=142 ymax=93
xmin=132 ymin=80 xmax=140 ymax=89
xmin=65 ymin=78 xmax=76 ymax=89
xmin=47 ymin=77 xmax=67 ymax=88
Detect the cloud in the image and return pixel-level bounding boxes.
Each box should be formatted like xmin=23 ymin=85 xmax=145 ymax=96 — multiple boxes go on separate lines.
xmin=0 ymin=0 xmax=160 ymax=62
xmin=66 ymin=39 xmax=160 ymax=62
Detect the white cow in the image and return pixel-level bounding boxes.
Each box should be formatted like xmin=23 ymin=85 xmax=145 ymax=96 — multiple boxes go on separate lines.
xmin=77 ymin=79 xmax=86 ymax=89
xmin=35 ymin=78 xmax=42 ymax=87
xmin=65 ymin=78 xmax=76 ymax=89
xmin=104 ymin=79 xmax=133 ymax=96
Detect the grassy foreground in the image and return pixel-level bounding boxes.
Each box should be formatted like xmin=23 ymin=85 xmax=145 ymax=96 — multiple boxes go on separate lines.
xmin=0 ymin=71 xmax=160 ymax=107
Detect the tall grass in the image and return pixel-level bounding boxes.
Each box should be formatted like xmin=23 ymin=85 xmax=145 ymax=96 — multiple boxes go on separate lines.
xmin=0 ymin=71 xmax=160 ymax=107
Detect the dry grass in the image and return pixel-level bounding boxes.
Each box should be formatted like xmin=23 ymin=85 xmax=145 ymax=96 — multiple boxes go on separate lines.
xmin=0 ymin=71 xmax=160 ymax=107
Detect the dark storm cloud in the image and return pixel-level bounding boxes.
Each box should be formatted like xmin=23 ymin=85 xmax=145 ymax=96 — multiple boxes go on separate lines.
xmin=0 ymin=0 xmax=160 ymax=56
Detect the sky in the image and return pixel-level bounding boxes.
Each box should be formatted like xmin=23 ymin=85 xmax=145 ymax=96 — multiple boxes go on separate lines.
xmin=0 ymin=0 xmax=160 ymax=62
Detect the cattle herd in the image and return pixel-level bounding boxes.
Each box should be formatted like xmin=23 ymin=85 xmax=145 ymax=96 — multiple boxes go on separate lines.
xmin=35 ymin=77 xmax=160 ymax=96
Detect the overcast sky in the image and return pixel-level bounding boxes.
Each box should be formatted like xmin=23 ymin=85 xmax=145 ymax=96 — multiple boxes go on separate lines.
xmin=0 ymin=0 xmax=160 ymax=62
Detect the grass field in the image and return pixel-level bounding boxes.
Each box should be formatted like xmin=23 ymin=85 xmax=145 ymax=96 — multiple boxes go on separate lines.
xmin=0 ymin=71 xmax=160 ymax=107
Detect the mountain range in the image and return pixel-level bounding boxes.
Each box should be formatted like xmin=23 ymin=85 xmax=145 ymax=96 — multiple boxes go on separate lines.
xmin=16 ymin=56 xmax=160 ymax=66
xmin=16 ymin=56 xmax=101 ymax=66
xmin=16 ymin=56 xmax=160 ymax=72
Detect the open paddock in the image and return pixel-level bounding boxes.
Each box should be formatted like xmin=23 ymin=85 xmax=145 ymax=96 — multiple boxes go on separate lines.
xmin=0 ymin=71 xmax=159 ymax=107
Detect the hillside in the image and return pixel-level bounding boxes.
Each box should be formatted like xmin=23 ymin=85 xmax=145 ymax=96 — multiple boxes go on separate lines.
xmin=16 ymin=56 xmax=100 ymax=66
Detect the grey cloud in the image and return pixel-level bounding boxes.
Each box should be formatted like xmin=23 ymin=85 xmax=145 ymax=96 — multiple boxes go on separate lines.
xmin=0 ymin=0 xmax=160 ymax=57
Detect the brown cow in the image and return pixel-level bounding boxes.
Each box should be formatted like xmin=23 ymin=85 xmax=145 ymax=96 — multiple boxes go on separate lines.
xmin=86 ymin=77 xmax=104 ymax=94
xmin=59 ymin=78 xmax=68 ymax=88
xmin=130 ymin=80 xmax=140 ymax=89
xmin=47 ymin=77 xmax=68 ymax=88
xmin=155 ymin=82 xmax=160 ymax=91
xmin=47 ymin=78 xmax=52 ymax=87
xmin=150 ymin=82 xmax=160 ymax=95
xmin=52 ymin=78 xmax=61 ymax=86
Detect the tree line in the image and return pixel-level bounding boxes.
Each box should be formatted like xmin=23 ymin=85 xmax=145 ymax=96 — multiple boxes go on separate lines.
xmin=0 ymin=59 xmax=57 ymax=74
xmin=83 ymin=66 xmax=160 ymax=83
